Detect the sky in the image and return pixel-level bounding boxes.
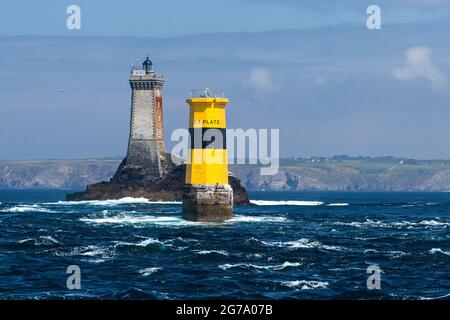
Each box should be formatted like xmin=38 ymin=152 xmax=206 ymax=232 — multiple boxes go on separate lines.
xmin=1 ymin=0 xmax=450 ymax=36
xmin=1 ymin=1 xmax=450 ymax=159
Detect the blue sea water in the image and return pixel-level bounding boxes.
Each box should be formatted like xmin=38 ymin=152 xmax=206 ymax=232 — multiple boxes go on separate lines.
xmin=0 ymin=189 xmax=449 ymax=300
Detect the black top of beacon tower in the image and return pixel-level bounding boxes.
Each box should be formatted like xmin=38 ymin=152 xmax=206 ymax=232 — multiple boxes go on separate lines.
xmin=143 ymin=57 xmax=153 ymax=73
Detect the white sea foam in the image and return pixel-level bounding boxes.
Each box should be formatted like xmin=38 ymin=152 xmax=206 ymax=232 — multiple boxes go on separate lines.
xmin=47 ymin=197 xmax=181 ymax=206
xmin=229 ymin=215 xmax=288 ymax=223
xmin=417 ymin=220 xmax=448 ymax=226
xmin=396 ymin=219 xmax=448 ymax=227
xmin=250 ymin=200 xmax=324 ymax=206
xmin=219 ymin=261 xmax=301 ymax=271
xmin=246 ymin=253 xmax=263 ymax=259
xmin=387 ymin=250 xmax=409 ymax=258
xmin=193 ymin=250 xmax=229 ymax=256
xmin=429 ymin=248 xmax=450 ymax=256
xmin=2 ymin=205 xmax=56 ymax=213
xmin=326 ymin=203 xmax=349 ymax=207
xmin=18 ymin=236 xmax=60 ymax=246
xmin=51 ymin=245 xmax=114 ymax=259
xmin=135 ymin=238 xmax=166 ymax=247
xmin=139 ymin=267 xmax=162 ymax=276
xmin=82 ymin=213 xmax=289 ymax=225
xmin=41 ymin=236 xmax=60 ymax=244
xmin=79 ymin=246 xmax=110 ymax=257
xmin=18 ymin=238 xmax=36 ymax=244
xmin=113 ymin=237 xmax=190 ymax=252
xmin=87 ymin=259 xmax=106 ymax=264
xmin=113 ymin=237 xmax=168 ymax=248
xmin=418 ymin=292 xmax=450 ymax=300
xmin=279 ymin=280 xmax=329 ymax=290
xmin=255 ymin=237 xmax=342 ymax=251
xmin=80 ymin=215 xmax=190 ymax=225
xmin=283 ymin=238 xmax=342 ymax=250
xmin=333 ymin=219 xmax=386 ymax=228
xmin=334 ymin=219 xmax=449 ymax=229
xmin=364 ymin=249 xmax=407 ymax=258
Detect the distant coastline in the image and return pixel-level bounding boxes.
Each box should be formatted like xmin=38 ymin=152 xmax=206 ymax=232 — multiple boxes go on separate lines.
xmin=3 ymin=155 xmax=450 ymax=192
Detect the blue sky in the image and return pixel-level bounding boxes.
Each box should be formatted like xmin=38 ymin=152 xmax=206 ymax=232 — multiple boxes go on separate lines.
xmin=1 ymin=0 xmax=450 ymax=36
xmin=1 ymin=1 xmax=450 ymax=160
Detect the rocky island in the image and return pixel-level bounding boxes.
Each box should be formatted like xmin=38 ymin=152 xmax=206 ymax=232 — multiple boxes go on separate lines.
xmin=66 ymin=154 xmax=249 ymax=204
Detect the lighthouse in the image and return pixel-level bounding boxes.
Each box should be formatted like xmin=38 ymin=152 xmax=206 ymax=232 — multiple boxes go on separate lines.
xmin=182 ymin=88 xmax=233 ymax=222
xmin=126 ymin=57 xmax=165 ymax=178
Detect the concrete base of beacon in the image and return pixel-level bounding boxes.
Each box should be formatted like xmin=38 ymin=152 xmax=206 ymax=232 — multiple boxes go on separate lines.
xmin=182 ymin=184 xmax=233 ymax=222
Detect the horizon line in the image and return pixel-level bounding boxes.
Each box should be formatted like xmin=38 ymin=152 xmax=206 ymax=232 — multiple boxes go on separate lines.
xmin=2 ymin=155 xmax=450 ymax=162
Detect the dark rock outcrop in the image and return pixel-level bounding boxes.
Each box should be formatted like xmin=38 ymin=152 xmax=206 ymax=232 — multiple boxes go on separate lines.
xmin=66 ymin=155 xmax=250 ymax=205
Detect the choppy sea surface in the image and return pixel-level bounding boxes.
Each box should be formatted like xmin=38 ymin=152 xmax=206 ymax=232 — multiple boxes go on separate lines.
xmin=0 ymin=189 xmax=449 ymax=300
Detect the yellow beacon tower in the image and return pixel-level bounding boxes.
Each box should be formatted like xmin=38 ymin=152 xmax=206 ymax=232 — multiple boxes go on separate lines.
xmin=182 ymin=88 xmax=233 ymax=222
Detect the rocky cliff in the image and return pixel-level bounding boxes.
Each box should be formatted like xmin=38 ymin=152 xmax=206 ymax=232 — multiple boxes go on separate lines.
xmin=0 ymin=159 xmax=119 ymax=189
xmin=4 ymin=156 xmax=450 ymax=192
xmin=65 ymin=156 xmax=250 ymax=204
xmin=233 ymin=157 xmax=450 ymax=192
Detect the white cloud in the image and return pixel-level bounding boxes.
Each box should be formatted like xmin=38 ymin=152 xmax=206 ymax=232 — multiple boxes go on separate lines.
xmin=246 ymin=68 xmax=273 ymax=92
xmin=393 ymin=46 xmax=447 ymax=88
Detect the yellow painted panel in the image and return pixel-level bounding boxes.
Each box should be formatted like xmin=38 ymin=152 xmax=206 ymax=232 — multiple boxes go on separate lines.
xmin=190 ymin=110 xmax=226 ymax=128
xmin=188 ymin=104 xmax=227 ymax=128
xmin=185 ymin=149 xmax=229 ymax=185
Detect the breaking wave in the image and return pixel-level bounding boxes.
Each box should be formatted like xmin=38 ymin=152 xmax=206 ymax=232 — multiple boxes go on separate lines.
xmin=219 ymin=261 xmax=301 ymax=271
xmin=418 ymin=292 xmax=450 ymax=300
xmin=333 ymin=219 xmax=449 ymax=229
xmin=112 ymin=237 xmax=189 ymax=253
xmin=47 ymin=197 xmax=181 ymax=206
xmin=193 ymin=250 xmax=229 ymax=256
xmin=52 ymin=245 xmax=114 ymax=259
xmin=363 ymin=249 xmax=408 ymax=258
xmin=81 ymin=213 xmax=289 ymax=226
xmin=114 ymin=238 xmax=170 ymax=248
xmin=250 ymin=237 xmax=342 ymax=251
xmin=279 ymin=280 xmax=329 ymax=290
xmin=17 ymin=236 xmax=61 ymax=247
xmin=76 ymin=246 xmax=110 ymax=257
xmin=250 ymin=200 xmax=347 ymax=207
xmin=1 ymin=205 xmax=57 ymax=213
xmin=326 ymin=203 xmax=349 ymax=207
xmin=80 ymin=215 xmax=186 ymax=225
xmin=52 ymin=238 xmax=192 ymax=258
xmin=229 ymin=215 xmax=288 ymax=223
xmin=250 ymin=200 xmax=324 ymax=206
xmin=429 ymin=248 xmax=450 ymax=256
xmin=139 ymin=267 xmax=162 ymax=276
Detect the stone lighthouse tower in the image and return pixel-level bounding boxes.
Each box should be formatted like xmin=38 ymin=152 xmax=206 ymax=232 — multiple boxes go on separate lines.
xmin=126 ymin=57 xmax=165 ymax=178
xmin=182 ymin=88 xmax=233 ymax=222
